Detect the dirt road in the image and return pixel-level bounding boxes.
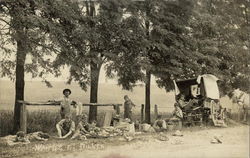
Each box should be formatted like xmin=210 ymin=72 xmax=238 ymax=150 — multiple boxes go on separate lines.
xmin=39 ymin=125 xmax=249 ymax=158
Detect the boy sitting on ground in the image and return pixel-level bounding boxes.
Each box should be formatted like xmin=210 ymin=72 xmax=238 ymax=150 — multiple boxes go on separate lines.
xmin=153 ymin=115 xmax=167 ymax=132
xmin=89 ymin=120 xmax=101 ymax=135
xmin=56 ymin=114 xmax=75 ymax=139
xmin=71 ymin=114 xmax=90 ymax=140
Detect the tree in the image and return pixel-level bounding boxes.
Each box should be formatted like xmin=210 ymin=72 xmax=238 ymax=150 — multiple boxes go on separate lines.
xmin=114 ymin=0 xmax=196 ymax=123
xmin=38 ymin=0 xmax=198 ymax=124
xmin=42 ymin=0 xmax=136 ymax=122
xmin=0 ymin=0 xmax=60 ymax=133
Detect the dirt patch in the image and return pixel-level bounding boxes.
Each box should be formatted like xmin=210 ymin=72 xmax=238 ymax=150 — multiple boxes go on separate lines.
xmin=2 ymin=125 xmax=248 ymax=158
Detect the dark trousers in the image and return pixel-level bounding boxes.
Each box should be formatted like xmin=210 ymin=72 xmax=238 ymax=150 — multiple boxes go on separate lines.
xmin=124 ymin=110 xmax=132 ymax=121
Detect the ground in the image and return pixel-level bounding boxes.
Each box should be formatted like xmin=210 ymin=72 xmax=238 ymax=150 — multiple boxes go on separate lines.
xmin=1 ymin=124 xmax=249 ymax=158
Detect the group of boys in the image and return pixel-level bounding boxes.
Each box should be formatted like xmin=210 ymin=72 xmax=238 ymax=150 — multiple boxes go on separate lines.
xmin=56 ymin=113 xmax=99 ymax=139
xmin=53 ymin=88 xmax=100 ymax=139
xmin=3 ymin=89 xmax=188 ymax=147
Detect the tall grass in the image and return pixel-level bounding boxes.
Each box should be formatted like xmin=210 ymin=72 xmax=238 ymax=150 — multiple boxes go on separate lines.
xmin=0 ymin=109 xmax=173 ymax=136
xmin=0 ymin=110 xmax=14 ymax=136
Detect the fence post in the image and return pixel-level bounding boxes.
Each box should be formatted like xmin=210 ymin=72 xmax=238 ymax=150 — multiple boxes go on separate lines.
xmin=141 ymin=104 xmax=144 ymax=123
xmin=20 ymin=103 xmax=27 ymax=133
xmin=154 ymin=104 xmax=158 ymax=120
xmin=115 ymin=104 xmax=120 ymax=115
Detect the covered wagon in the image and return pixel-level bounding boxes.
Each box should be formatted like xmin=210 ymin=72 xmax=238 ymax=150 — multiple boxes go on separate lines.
xmin=173 ymin=74 xmax=226 ymax=127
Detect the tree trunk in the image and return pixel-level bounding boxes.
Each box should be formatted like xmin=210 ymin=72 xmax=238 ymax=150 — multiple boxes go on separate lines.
xmin=145 ymin=70 xmax=151 ymax=124
xmin=144 ymin=9 xmax=151 ymax=124
xmin=13 ymin=29 xmax=27 ymax=133
xmin=89 ymin=62 xmax=101 ymax=122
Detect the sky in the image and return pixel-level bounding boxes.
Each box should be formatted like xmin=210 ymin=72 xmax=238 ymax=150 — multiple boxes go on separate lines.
xmin=0 ymin=8 xmax=156 ymax=84
xmin=0 ymin=53 xmax=158 ymax=84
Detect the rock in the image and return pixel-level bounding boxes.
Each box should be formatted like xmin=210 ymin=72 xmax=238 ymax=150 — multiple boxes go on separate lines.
xmin=157 ymin=133 xmax=169 ymax=141
xmin=141 ymin=124 xmax=155 ymax=133
xmin=171 ymin=138 xmax=184 ymax=145
xmin=211 ymin=136 xmax=222 ymax=144
xmin=172 ymin=130 xmax=183 ymax=137
xmin=211 ymin=138 xmax=222 ymax=144
xmin=124 ymin=134 xmax=134 ymax=142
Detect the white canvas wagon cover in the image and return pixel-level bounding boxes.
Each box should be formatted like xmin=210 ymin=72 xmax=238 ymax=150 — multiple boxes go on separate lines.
xmin=197 ymin=74 xmax=219 ymax=100
xmin=174 ymin=74 xmax=220 ymax=100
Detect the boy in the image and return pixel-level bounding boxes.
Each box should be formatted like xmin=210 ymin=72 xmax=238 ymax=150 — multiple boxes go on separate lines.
xmin=170 ymin=103 xmax=183 ymax=130
xmin=71 ymin=114 xmax=90 ymax=140
xmin=176 ymin=94 xmax=188 ymax=108
xmin=50 ymin=89 xmax=76 ymax=119
xmin=56 ymin=114 xmax=75 ymax=139
xmin=172 ymin=103 xmax=183 ymax=120
xmin=124 ymin=95 xmax=136 ymax=122
xmin=153 ymin=115 xmax=167 ymax=132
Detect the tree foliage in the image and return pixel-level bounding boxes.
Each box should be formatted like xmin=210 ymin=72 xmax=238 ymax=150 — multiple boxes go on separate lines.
xmin=0 ymin=0 xmax=62 ymax=132
xmin=189 ymin=0 xmax=250 ymax=94
xmin=0 ymin=0 xmax=60 ymax=82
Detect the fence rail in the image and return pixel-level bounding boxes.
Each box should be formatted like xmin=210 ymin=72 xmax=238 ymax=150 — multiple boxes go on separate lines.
xmin=17 ymin=100 xmax=122 ymax=107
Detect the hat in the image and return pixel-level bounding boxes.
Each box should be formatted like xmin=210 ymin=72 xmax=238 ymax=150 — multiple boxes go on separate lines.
xmin=63 ymin=89 xmax=71 ymax=95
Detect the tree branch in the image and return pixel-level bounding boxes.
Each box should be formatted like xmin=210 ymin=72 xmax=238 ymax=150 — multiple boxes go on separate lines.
xmin=0 ymin=17 xmax=10 ymax=26
xmin=30 ymin=40 xmax=61 ymax=54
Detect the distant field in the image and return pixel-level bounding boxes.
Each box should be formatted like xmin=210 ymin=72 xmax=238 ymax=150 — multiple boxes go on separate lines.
xmin=0 ymin=80 xmax=238 ymax=113
xmin=0 ymin=80 xmax=176 ymax=113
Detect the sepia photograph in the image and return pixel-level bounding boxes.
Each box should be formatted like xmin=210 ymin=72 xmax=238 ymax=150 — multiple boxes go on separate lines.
xmin=0 ymin=0 xmax=249 ymax=158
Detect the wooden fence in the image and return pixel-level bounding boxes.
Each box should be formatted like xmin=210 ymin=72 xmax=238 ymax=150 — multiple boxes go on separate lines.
xmin=17 ymin=100 xmax=122 ymax=133
xmin=17 ymin=100 xmax=162 ymax=133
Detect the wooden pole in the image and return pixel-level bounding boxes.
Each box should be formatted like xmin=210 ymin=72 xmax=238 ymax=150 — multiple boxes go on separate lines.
xmin=141 ymin=104 xmax=144 ymax=123
xmin=17 ymin=101 xmax=122 ymax=107
xmin=154 ymin=104 xmax=158 ymax=120
xmin=115 ymin=104 xmax=120 ymax=115
xmin=20 ymin=103 xmax=27 ymax=133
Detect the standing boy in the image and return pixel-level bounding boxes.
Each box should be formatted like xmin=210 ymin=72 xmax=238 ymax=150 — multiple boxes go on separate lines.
xmin=50 ymin=89 xmax=76 ymax=119
xmin=124 ymin=95 xmax=136 ymax=122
